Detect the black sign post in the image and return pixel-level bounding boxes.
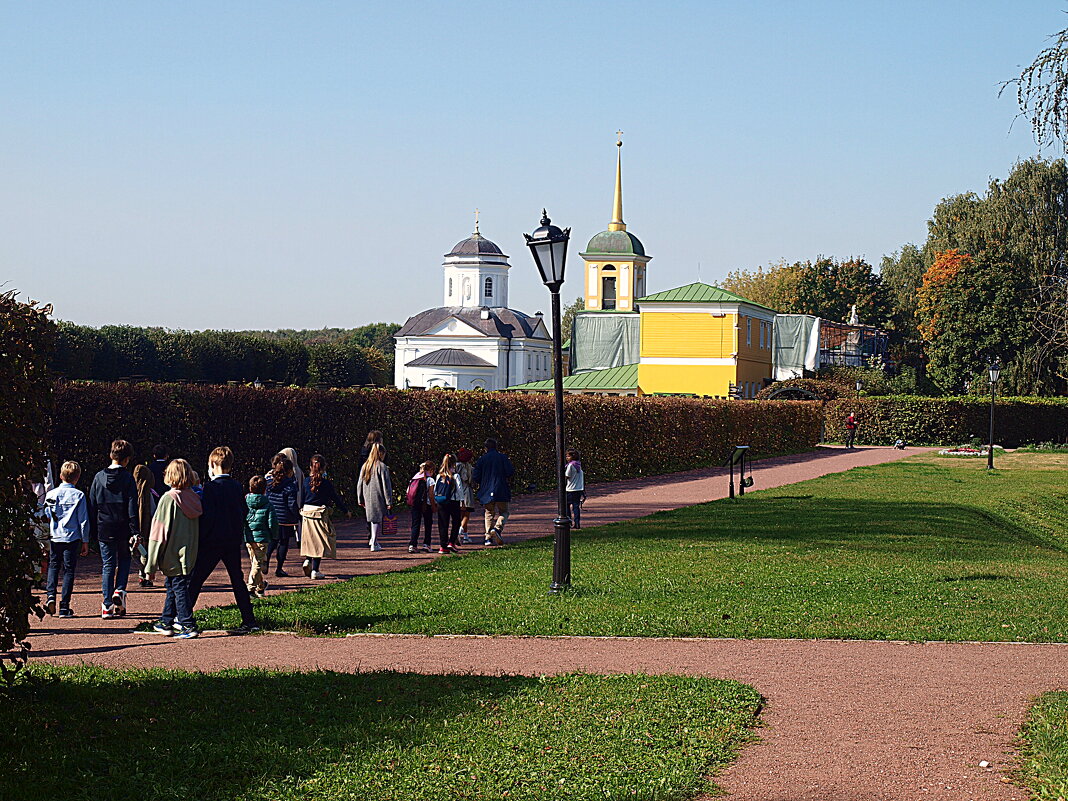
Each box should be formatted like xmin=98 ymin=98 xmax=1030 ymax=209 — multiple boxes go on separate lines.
xmin=727 ymin=445 xmax=750 ymax=499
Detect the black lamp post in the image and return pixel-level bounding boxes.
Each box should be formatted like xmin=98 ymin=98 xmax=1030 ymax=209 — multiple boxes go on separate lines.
xmin=987 ymin=360 xmax=1001 ymax=470
xmin=855 ymin=379 xmax=863 ymax=400
xmin=524 ymin=210 xmax=572 ymax=594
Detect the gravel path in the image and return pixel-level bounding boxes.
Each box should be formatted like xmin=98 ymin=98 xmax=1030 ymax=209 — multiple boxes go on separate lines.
xmin=29 ymin=445 xmax=1048 ymax=799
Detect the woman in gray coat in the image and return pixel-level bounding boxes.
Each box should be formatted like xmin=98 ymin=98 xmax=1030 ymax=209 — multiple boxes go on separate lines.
xmin=356 ymin=443 xmax=393 ymax=551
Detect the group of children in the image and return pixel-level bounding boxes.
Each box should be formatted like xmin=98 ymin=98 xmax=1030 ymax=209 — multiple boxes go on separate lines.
xmin=36 ymin=434 xmax=587 ymax=638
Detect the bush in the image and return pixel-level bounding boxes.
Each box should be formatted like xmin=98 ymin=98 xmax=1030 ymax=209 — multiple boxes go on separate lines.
xmin=822 ymin=396 xmax=1068 ymax=446
xmin=0 ymin=292 xmax=56 ymax=676
xmin=48 ymin=383 xmax=822 ymax=505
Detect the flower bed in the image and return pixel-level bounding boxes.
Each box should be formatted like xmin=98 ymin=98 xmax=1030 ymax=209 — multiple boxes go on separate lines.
xmin=937 ymin=445 xmax=1005 ymax=457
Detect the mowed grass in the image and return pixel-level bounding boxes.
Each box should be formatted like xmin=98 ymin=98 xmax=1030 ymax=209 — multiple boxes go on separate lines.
xmin=197 ymin=452 xmax=1068 ymax=642
xmin=1 ymin=665 xmax=761 ymax=801
xmin=1019 ymin=691 xmax=1068 ymax=799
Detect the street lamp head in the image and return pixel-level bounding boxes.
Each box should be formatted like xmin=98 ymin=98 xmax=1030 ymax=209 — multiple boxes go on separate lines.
xmin=988 ymin=360 xmax=1001 ymax=384
xmin=524 ymin=209 xmax=571 ymax=291
xmin=855 ymin=379 xmax=863 ymax=392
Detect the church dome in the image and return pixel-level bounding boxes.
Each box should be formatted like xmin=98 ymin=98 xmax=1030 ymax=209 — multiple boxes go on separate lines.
xmin=583 ymin=229 xmax=646 ymax=257
xmin=446 ymin=232 xmax=507 ymax=259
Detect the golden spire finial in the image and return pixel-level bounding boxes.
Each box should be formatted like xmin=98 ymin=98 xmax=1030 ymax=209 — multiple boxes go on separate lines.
xmin=609 ymin=131 xmax=626 ymax=232
xmin=474 ymin=208 xmax=480 ymax=235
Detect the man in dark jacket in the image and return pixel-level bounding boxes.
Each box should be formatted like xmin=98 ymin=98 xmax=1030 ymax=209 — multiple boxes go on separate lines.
xmin=88 ymin=439 xmax=139 ymax=618
xmin=187 ymin=446 xmax=259 ymax=634
xmin=472 ymin=438 xmax=514 ymax=547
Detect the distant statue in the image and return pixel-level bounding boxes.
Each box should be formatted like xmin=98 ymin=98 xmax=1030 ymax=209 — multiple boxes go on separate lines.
xmin=848 ymin=303 xmax=860 ymax=326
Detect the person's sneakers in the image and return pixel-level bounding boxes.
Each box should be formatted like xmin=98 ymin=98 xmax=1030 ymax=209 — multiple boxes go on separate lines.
xmin=459 ymin=532 xmax=472 ymax=544
xmin=151 ymin=620 xmax=175 ymax=636
xmin=111 ymin=590 xmax=127 ymax=616
xmin=139 ymin=577 xmax=154 ymax=588
xmin=174 ymin=626 xmax=200 ymax=639
xmin=274 ymin=568 xmax=289 ymax=578
xmin=45 ymin=597 xmax=56 ymax=616
xmin=418 ymin=544 xmax=432 ymax=553
xmin=231 ymin=623 xmax=261 ymax=635
xmin=484 ymin=539 xmax=493 ymax=547
xmin=310 ymin=570 xmax=327 ymax=580
xmin=446 ymin=544 xmax=461 ymax=553
xmin=101 ymin=603 xmax=116 ymax=619
xmin=58 ymin=608 xmax=74 ymax=619
xmin=408 ymin=545 xmax=417 ymax=553
xmin=489 ymin=528 xmax=505 ymax=547
xmin=370 ymin=544 xmax=383 ymax=552
xmin=302 ymin=559 xmax=312 ymax=577
xmin=437 ymin=547 xmax=449 ymax=554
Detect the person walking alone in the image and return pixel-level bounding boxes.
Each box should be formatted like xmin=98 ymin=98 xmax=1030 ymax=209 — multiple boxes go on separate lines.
xmin=472 ymin=438 xmax=514 ymax=547
xmin=356 ymin=444 xmax=393 ymax=553
xmin=564 ymin=449 xmax=585 ymax=530
xmin=845 ymin=411 xmax=858 ymax=450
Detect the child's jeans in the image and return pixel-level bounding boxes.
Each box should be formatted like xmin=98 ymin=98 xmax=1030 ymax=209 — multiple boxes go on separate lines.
xmin=246 ymin=542 xmax=269 ymax=592
xmin=99 ymin=540 xmax=131 ymax=602
xmin=566 ymin=490 xmax=583 ymax=529
xmin=46 ymin=541 xmax=80 ymax=609
xmin=409 ymin=505 xmax=434 ymax=547
xmin=161 ymin=574 xmax=195 ymax=630
xmin=267 ymin=524 xmax=295 ymax=570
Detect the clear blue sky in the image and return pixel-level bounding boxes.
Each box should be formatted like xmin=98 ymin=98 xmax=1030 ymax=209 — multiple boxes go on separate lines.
xmin=1 ymin=1 xmax=1063 ymax=330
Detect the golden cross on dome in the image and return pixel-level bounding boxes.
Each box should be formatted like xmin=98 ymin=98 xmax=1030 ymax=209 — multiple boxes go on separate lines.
xmin=474 ymin=208 xmax=480 ymax=234
xmin=616 ymin=129 xmax=623 ymax=146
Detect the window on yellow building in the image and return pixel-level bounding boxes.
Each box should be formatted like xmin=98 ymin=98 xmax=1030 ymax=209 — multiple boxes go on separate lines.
xmin=746 ymin=317 xmax=752 ymax=346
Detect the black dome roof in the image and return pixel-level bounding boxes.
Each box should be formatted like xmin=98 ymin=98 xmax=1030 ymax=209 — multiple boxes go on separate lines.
xmin=446 ymin=232 xmax=507 ymax=258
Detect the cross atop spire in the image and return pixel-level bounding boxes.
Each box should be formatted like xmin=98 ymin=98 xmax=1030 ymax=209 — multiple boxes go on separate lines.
xmin=609 ymin=132 xmax=625 ymax=232
xmin=473 ymin=208 xmax=480 ymax=236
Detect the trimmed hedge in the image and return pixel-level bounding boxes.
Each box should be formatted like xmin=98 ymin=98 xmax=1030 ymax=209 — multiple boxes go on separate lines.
xmin=1 ymin=292 xmax=55 ymax=674
xmin=49 ymin=383 xmax=822 ymax=504
xmin=823 ymin=396 xmax=1068 ymax=447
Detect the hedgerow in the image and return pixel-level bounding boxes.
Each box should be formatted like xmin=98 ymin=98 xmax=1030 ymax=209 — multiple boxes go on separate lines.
xmin=0 ymin=292 xmax=55 ymax=677
xmin=49 ymin=383 xmax=822 ymax=503
xmin=823 ymin=396 xmax=1068 ymax=446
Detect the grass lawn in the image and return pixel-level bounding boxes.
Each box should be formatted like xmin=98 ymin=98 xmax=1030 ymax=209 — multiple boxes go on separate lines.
xmin=1018 ymin=691 xmax=1068 ymax=799
xmin=195 ymin=452 xmax=1068 ymax=642
xmin=1 ymin=666 xmax=760 ymax=801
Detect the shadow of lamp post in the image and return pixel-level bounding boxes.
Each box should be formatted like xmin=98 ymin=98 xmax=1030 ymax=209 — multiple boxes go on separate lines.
xmin=524 ymin=210 xmax=572 ymax=594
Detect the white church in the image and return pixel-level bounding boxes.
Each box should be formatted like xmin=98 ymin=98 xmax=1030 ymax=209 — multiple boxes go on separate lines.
xmin=394 ymin=221 xmax=553 ymax=391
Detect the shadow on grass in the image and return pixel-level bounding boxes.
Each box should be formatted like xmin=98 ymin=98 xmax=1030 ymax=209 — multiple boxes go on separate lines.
xmin=3 ymin=668 xmax=532 ymax=801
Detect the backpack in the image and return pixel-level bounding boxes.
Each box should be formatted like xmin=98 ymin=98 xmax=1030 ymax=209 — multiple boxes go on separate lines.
xmin=406 ymin=476 xmax=424 ymax=507
xmin=434 ymin=474 xmax=454 ymax=504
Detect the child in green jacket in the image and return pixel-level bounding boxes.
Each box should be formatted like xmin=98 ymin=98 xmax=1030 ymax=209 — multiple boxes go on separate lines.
xmin=244 ymin=476 xmax=278 ymax=598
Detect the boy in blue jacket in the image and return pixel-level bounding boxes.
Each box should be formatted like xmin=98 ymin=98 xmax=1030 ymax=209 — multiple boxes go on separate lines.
xmin=44 ymin=461 xmax=90 ymax=617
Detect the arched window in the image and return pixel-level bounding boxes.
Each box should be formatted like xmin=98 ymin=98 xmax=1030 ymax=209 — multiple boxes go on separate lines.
xmin=448 ymin=277 xmax=453 ymax=297
xmin=484 ymin=277 xmax=493 ymax=299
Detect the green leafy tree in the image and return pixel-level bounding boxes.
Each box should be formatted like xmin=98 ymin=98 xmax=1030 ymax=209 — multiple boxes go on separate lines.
xmin=921 ymin=158 xmax=1068 ymax=394
xmin=559 ymin=297 xmax=584 ymax=344
xmin=99 ymin=325 xmax=160 ymax=378
xmin=880 ymin=244 xmax=926 ymax=339
xmin=722 ymin=260 xmax=803 ymax=312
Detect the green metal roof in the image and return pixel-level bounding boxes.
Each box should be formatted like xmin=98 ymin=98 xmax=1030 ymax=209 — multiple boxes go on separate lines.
xmin=506 ymin=363 xmax=639 ymax=392
xmin=636 ymin=282 xmax=776 ymax=311
xmin=581 ymin=229 xmax=646 ymax=257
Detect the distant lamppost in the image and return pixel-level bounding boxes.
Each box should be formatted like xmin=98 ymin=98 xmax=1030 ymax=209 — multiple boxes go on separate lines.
xmin=524 ymin=210 xmax=572 ymax=594
xmin=987 ymin=360 xmax=1001 ymax=470
xmin=855 ymin=379 xmax=863 ymax=400
xmin=253 ymin=377 xmax=263 ymax=390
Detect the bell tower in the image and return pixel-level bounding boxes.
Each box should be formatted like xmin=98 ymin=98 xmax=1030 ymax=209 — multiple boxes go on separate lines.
xmin=579 ymin=134 xmax=650 ymax=312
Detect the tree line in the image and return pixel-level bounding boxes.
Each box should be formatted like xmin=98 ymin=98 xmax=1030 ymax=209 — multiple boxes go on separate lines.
xmin=722 ymin=157 xmax=1068 ymax=396
xmin=51 ymin=323 xmax=401 ymax=388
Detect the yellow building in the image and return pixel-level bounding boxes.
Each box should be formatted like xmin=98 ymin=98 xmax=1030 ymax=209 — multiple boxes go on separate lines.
xmin=636 ymin=282 xmax=775 ymax=398
xmin=509 ymin=138 xmax=775 ymax=399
